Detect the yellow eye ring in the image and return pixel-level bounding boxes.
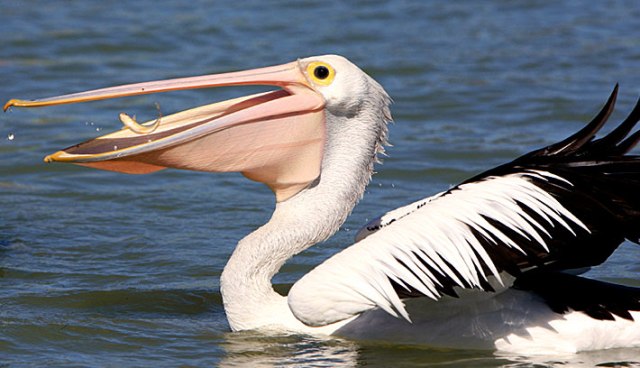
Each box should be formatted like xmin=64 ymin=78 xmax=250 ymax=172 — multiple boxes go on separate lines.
xmin=306 ymin=62 xmax=335 ymax=86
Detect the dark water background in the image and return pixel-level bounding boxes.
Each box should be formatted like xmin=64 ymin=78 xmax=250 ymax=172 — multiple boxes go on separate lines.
xmin=1 ymin=1 xmax=640 ymax=366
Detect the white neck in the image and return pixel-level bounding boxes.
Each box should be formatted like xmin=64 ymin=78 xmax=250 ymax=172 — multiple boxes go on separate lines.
xmin=220 ymin=105 xmax=389 ymax=331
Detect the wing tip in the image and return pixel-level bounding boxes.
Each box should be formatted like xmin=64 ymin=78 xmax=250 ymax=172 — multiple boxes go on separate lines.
xmin=526 ymin=85 xmax=640 ymax=160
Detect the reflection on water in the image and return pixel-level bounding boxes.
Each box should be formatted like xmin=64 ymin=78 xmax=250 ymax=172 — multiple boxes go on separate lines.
xmin=220 ymin=332 xmax=359 ymax=367
xmin=220 ymin=332 xmax=640 ymax=368
xmin=498 ymin=350 xmax=640 ymax=368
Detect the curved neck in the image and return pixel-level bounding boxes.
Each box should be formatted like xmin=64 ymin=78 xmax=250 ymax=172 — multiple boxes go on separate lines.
xmin=220 ymin=110 xmax=387 ymax=331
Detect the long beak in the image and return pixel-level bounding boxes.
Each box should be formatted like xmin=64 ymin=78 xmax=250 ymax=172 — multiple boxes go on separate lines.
xmin=5 ymin=61 xmax=326 ymax=201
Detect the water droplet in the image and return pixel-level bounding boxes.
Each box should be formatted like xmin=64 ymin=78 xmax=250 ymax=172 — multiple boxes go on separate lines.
xmin=95 ymin=127 xmax=101 ymax=132
xmin=7 ymin=133 xmax=15 ymax=141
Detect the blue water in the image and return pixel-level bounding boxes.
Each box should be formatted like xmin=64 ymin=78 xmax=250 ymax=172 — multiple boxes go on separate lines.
xmin=1 ymin=1 xmax=640 ymax=366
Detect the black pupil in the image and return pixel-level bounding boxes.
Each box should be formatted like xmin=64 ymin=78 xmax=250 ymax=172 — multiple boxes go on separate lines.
xmin=314 ymin=66 xmax=330 ymax=80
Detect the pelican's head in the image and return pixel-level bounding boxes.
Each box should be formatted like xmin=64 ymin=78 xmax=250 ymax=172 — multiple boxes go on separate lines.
xmin=4 ymin=55 xmax=391 ymax=201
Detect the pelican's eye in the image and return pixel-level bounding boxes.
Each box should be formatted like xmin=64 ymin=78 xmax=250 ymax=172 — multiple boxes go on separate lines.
xmin=314 ymin=66 xmax=329 ymax=79
xmin=306 ymin=62 xmax=335 ymax=86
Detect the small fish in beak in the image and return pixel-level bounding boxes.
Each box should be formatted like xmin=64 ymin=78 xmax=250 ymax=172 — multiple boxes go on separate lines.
xmin=118 ymin=102 xmax=162 ymax=134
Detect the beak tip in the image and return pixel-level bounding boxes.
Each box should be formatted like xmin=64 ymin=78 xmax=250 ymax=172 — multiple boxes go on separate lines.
xmin=44 ymin=151 xmax=63 ymax=163
xmin=3 ymin=100 xmax=15 ymax=112
xmin=4 ymin=99 xmax=37 ymax=111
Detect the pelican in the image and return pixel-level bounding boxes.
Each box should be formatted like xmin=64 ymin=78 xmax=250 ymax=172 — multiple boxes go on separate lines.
xmin=5 ymin=55 xmax=640 ymax=354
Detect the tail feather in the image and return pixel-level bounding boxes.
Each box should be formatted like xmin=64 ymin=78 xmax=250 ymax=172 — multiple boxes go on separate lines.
xmin=524 ymin=85 xmax=640 ymax=160
xmin=533 ymin=84 xmax=618 ymax=157
xmin=589 ymin=96 xmax=640 ymax=155
xmin=616 ymin=129 xmax=640 ymax=155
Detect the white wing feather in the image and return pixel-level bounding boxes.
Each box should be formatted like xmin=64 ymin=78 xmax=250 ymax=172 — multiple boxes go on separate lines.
xmin=288 ymin=171 xmax=588 ymax=327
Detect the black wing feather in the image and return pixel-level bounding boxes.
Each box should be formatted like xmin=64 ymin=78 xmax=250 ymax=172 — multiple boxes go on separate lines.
xmin=514 ymin=271 xmax=640 ymax=321
xmin=588 ymin=96 xmax=640 ymax=155
xmin=531 ymin=84 xmax=619 ymax=158
xmin=389 ymin=87 xmax=640 ymax=321
xmin=450 ymin=87 xmax=640 ymax=274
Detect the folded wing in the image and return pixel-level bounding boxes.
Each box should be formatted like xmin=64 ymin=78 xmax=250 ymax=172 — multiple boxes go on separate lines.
xmin=288 ymin=86 xmax=640 ymax=327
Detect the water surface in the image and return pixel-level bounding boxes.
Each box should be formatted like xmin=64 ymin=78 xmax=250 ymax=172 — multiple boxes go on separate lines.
xmin=2 ymin=1 xmax=640 ymax=366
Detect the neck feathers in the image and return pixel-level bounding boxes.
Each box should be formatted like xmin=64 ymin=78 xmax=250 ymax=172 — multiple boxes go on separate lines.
xmin=221 ymin=82 xmax=391 ymax=331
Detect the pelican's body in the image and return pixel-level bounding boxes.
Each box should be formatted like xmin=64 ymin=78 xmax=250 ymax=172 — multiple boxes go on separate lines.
xmin=6 ymin=55 xmax=640 ymax=355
